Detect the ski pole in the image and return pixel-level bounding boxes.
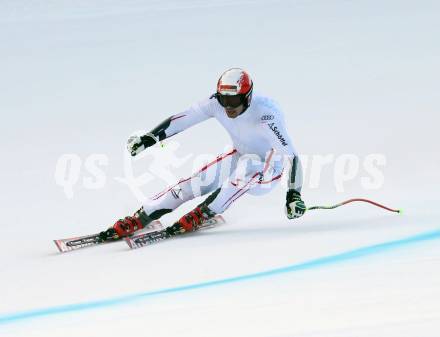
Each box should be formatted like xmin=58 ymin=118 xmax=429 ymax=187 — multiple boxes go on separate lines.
xmin=307 ymin=198 xmax=402 ymax=214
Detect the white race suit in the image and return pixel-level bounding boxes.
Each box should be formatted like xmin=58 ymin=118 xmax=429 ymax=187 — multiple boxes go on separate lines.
xmin=142 ymin=93 xmax=302 ymax=217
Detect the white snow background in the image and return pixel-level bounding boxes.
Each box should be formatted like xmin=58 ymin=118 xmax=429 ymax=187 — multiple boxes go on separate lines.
xmin=0 ymin=0 xmax=439 ymax=336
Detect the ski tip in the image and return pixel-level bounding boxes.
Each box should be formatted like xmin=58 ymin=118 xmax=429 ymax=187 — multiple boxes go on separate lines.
xmin=53 ymin=240 xmax=64 ymax=253
xmin=397 ymin=208 xmax=404 ymax=215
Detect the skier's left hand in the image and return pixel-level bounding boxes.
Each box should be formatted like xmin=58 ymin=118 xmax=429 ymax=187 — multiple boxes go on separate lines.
xmin=285 ymin=189 xmax=306 ymax=219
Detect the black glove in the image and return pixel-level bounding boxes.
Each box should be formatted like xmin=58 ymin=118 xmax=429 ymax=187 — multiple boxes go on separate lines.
xmin=127 ymin=133 xmax=158 ymax=156
xmin=285 ymin=189 xmax=306 ymax=219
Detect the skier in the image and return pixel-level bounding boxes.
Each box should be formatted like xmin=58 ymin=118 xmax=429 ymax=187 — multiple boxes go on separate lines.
xmin=99 ymin=68 xmax=306 ymax=241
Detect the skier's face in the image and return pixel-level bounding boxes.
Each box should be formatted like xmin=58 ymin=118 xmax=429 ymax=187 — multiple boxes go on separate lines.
xmin=217 ymin=94 xmax=245 ymax=118
xmin=225 ymin=105 xmax=244 ymax=118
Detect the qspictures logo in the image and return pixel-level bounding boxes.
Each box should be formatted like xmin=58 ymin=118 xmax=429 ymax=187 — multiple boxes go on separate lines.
xmin=54 ymin=142 xmax=387 ymax=201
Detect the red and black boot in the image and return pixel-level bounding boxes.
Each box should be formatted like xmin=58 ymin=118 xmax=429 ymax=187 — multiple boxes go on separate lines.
xmin=99 ymin=207 xmax=153 ymax=241
xmin=166 ymin=204 xmax=216 ymax=236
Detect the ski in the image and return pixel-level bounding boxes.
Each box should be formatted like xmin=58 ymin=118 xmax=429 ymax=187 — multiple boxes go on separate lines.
xmin=125 ymin=215 xmax=226 ymax=249
xmin=54 ymin=221 xmax=163 ymax=253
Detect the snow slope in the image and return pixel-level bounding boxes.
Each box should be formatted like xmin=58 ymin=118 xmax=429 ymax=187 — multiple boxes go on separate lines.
xmin=1 ymin=1 xmax=439 ymax=336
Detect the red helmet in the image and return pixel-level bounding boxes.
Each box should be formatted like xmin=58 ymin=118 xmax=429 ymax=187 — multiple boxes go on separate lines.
xmin=215 ymin=68 xmax=253 ymax=111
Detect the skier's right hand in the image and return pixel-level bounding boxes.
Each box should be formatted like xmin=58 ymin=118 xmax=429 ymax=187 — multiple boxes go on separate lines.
xmin=127 ymin=133 xmax=158 ymax=156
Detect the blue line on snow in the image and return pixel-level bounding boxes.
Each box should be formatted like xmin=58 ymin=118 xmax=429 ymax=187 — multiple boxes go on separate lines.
xmin=1 ymin=228 xmax=440 ymax=326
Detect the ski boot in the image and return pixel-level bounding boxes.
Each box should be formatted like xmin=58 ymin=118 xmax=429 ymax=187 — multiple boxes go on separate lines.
xmin=99 ymin=207 xmax=154 ymax=242
xmin=165 ymin=204 xmax=216 ymax=236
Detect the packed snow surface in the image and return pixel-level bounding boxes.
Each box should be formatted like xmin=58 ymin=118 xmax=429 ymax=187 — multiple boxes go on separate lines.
xmin=1 ymin=1 xmax=439 ymax=336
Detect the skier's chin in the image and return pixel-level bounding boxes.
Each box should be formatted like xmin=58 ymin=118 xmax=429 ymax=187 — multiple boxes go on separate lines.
xmin=225 ymin=106 xmax=244 ymax=119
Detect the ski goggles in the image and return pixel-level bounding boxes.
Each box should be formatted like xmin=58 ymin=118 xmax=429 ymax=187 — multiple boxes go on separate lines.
xmin=216 ymin=94 xmax=245 ymax=108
